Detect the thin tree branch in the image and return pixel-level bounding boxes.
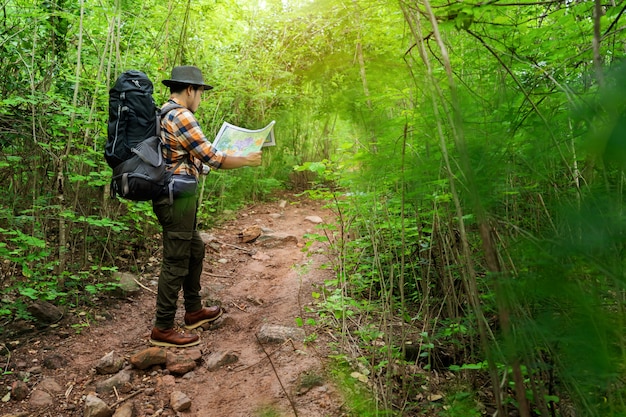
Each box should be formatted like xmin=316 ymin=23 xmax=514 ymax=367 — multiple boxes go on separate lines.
xmin=603 ymin=2 xmax=626 ymax=36
xmin=255 ymin=334 xmax=299 ymax=417
xmin=465 ymin=29 xmax=577 ymax=183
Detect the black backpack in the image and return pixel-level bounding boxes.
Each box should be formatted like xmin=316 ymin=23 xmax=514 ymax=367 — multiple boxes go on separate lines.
xmin=105 ymin=70 xmax=178 ymax=201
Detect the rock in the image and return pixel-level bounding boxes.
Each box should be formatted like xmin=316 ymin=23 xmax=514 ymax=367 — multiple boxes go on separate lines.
xmin=165 ymin=352 xmax=197 ymax=375
xmin=11 ymin=380 xmax=29 ymax=401
xmin=205 ymin=351 xmax=239 ymax=371
xmin=112 ymin=401 xmax=134 ymax=417
xmin=15 ymin=371 xmax=30 ymax=382
xmin=58 ymin=330 xmax=72 ymax=339
xmin=199 ymin=232 xmax=217 ymax=244
xmin=305 ymin=215 xmax=324 ymax=224
xmin=257 ymin=324 xmax=306 ymax=344
xmin=200 ymin=315 xmax=231 ymax=331
xmin=170 ymin=391 xmax=191 ymax=412
xmin=251 ymin=251 xmax=271 ymax=261
xmin=96 ymin=351 xmax=126 ymax=375
xmin=256 ymin=233 xmax=298 ymax=248
xmin=28 ymin=389 xmax=54 ymax=407
xmin=26 ymin=366 xmax=42 ymax=375
xmin=7 ymin=320 xmax=34 ymax=337
xmin=26 ymin=300 xmax=63 ymax=325
xmin=42 ymin=353 xmax=67 ymax=370
xmin=130 ymin=347 xmax=167 ymax=370
xmin=201 ymin=233 xmax=222 ymax=252
xmin=38 ymin=377 xmax=63 ymax=394
xmin=84 ymin=393 xmax=113 ymax=417
xmin=206 ymin=240 xmax=221 ymax=252
xmin=95 ymin=370 xmax=132 ymax=394
xmin=159 ymin=375 xmax=176 ymax=387
xmin=113 ymin=272 xmax=141 ymax=295
xmin=238 ymin=225 xmax=262 ymax=243
xmin=185 ymin=349 xmax=202 ymax=362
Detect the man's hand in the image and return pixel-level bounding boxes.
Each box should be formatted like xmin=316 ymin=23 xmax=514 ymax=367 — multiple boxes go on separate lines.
xmin=246 ymin=151 xmax=262 ymax=167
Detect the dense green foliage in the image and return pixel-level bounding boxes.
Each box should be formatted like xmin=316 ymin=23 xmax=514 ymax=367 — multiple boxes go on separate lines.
xmin=2 ymin=0 xmax=626 ymax=415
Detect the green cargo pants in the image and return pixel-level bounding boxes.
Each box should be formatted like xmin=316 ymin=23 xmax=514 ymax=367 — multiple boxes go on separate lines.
xmin=152 ymin=193 xmax=205 ymax=330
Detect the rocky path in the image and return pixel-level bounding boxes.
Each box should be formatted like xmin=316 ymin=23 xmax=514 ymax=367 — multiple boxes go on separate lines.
xmin=0 ymin=193 xmax=345 ymax=417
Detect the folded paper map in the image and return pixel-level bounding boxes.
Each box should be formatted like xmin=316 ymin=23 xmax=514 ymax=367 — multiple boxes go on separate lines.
xmin=213 ymin=120 xmax=276 ymax=156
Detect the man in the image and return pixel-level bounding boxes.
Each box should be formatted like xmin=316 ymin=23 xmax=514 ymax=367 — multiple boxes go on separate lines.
xmin=149 ymin=65 xmax=262 ymax=347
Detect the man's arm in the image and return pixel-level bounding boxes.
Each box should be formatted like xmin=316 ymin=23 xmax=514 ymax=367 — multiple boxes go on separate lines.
xmin=219 ymin=152 xmax=262 ymax=169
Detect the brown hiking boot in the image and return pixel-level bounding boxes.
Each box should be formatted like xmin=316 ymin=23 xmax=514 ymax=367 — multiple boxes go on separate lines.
xmin=150 ymin=327 xmax=200 ymax=347
xmin=184 ymin=306 xmax=223 ymax=329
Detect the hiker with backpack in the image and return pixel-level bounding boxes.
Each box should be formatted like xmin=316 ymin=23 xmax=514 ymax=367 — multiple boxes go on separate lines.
xmin=149 ymin=65 xmax=262 ymax=347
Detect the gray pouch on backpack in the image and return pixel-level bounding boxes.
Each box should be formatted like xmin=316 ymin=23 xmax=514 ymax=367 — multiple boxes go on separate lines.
xmin=168 ymin=174 xmax=198 ymax=202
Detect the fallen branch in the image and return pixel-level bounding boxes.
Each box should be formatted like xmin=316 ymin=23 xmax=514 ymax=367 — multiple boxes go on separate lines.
xmin=217 ymin=240 xmax=255 ymax=254
xmin=255 ymin=334 xmax=299 ymax=417
xmin=111 ymin=388 xmax=145 ymax=409
xmin=205 ymin=272 xmax=233 ymax=279
xmin=64 ymin=383 xmax=73 ymax=398
xmin=230 ymin=301 xmax=247 ymax=311
xmin=133 ymin=278 xmax=157 ymax=295
xmin=1 ymin=343 xmax=10 ymax=375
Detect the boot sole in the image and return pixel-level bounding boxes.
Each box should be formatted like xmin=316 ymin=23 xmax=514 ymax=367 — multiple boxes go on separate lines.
xmin=149 ymin=338 xmax=200 ymax=348
xmin=184 ymin=309 xmax=223 ymax=330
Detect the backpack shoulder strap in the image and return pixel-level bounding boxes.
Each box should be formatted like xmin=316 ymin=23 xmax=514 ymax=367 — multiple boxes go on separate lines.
xmin=158 ymin=102 xmax=190 ymax=172
xmin=156 ymin=102 xmax=184 ymax=136
xmin=160 ymin=102 xmax=183 ymax=118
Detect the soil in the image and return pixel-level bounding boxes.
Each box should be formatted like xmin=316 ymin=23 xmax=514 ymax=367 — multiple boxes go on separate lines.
xmin=0 ymin=192 xmax=346 ymax=417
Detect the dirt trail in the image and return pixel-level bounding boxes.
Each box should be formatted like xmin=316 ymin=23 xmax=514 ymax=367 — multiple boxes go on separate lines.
xmin=0 ymin=193 xmax=346 ymax=417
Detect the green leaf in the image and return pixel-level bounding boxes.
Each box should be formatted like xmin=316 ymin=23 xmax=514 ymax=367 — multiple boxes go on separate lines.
xmin=19 ymin=288 xmax=39 ymax=300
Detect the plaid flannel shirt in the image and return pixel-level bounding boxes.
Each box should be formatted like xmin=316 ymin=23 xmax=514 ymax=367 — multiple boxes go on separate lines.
xmin=160 ymin=99 xmax=225 ymax=178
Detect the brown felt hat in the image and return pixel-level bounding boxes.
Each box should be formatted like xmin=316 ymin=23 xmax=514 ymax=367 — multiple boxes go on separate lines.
xmin=162 ymin=65 xmax=213 ymax=90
